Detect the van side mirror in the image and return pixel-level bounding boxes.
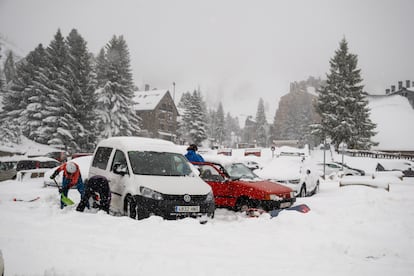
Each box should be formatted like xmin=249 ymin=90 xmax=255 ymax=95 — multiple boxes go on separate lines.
xmin=113 ymin=163 xmax=128 ymax=176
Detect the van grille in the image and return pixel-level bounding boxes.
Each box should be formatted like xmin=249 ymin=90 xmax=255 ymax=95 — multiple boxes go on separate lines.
xmin=162 ymin=194 xmax=207 ymax=203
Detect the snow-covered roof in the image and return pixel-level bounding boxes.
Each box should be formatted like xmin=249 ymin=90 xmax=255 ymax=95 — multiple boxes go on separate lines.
xmin=368 ymin=94 xmax=414 ymax=151
xmin=0 ymin=136 xmax=61 ymax=156
xmin=133 ymin=89 xmax=169 ymax=111
xmin=96 ymin=136 xmax=181 ymax=154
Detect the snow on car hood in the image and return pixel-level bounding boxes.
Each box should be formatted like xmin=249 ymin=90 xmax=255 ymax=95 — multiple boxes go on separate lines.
xmin=131 ymin=174 xmax=212 ymax=195
xmin=255 ymin=157 xmax=304 ymax=180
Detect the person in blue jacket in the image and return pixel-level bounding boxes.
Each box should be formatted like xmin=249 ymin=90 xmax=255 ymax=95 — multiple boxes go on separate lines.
xmin=185 ymin=144 xmax=205 ymax=162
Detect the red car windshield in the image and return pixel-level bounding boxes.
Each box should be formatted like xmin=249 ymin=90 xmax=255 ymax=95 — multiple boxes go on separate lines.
xmin=223 ymin=163 xmax=258 ymax=180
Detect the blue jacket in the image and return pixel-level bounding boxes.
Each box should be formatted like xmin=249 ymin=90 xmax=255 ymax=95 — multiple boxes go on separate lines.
xmin=185 ymin=150 xmax=205 ymax=162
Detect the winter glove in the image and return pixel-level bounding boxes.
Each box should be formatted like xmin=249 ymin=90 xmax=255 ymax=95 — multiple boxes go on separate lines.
xmin=50 ymin=170 xmax=59 ymax=179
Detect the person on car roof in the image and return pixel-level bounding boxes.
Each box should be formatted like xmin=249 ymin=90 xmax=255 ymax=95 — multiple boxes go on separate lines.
xmin=185 ymin=144 xmax=205 ymax=163
xmin=50 ymin=162 xmax=85 ymax=209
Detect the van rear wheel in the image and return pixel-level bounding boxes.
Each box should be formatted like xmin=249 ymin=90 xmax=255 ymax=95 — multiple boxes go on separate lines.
xmin=125 ymin=195 xmax=137 ymax=219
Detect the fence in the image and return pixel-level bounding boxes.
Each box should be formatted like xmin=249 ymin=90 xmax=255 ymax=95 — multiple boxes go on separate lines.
xmin=345 ymin=149 xmax=414 ymax=161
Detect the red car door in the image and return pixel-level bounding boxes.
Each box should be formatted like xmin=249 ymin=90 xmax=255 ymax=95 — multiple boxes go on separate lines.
xmin=198 ymin=164 xmax=233 ymax=207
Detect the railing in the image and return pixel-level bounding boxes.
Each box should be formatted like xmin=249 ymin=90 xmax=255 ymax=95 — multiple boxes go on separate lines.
xmin=344 ymin=149 xmax=414 ymax=160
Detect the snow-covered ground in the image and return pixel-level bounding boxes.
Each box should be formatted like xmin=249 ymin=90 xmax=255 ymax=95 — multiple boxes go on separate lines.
xmin=1 ymin=148 xmax=414 ymax=276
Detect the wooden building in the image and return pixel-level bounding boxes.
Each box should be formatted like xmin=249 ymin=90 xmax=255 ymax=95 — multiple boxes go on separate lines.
xmin=133 ymin=89 xmax=179 ymax=142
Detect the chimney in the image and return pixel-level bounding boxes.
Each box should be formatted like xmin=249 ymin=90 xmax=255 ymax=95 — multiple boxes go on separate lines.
xmin=385 ymin=88 xmax=390 ymax=94
xmin=398 ymin=81 xmax=403 ymax=90
xmin=144 ymin=84 xmax=150 ymax=91
xmin=406 ymin=80 xmax=410 ymax=88
xmin=391 ymin=85 xmax=396 ymax=92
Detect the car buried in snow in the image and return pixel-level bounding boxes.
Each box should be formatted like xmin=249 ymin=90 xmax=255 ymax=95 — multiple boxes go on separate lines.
xmin=317 ymin=161 xmax=365 ymax=179
xmin=88 ymin=137 xmax=215 ymax=220
xmin=191 ymin=160 xmax=296 ymax=212
xmin=256 ymin=156 xmax=320 ymax=197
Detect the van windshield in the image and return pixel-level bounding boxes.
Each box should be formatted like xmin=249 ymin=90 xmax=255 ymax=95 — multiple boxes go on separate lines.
xmin=128 ymin=151 xmax=193 ymax=176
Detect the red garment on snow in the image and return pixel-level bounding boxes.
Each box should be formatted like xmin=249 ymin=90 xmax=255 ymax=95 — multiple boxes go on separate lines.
xmin=55 ymin=162 xmax=81 ymax=188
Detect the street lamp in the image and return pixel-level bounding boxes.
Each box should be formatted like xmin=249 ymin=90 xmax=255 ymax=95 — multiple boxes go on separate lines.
xmin=172 ymin=82 xmax=176 ymax=103
xmin=323 ymin=137 xmax=331 ymax=180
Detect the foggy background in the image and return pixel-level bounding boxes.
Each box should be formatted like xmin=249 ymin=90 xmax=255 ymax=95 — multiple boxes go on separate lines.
xmin=1 ymin=0 xmax=413 ymax=121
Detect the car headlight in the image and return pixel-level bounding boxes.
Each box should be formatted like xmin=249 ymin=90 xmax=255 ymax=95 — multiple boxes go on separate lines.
xmin=140 ymin=186 xmax=163 ymax=200
xmin=290 ymin=191 xmax=296 ymax=198
xmin=206 ymin=191 xmax=214 ymax=202
xmin=269 ymin=194 xmax=282 ymax=201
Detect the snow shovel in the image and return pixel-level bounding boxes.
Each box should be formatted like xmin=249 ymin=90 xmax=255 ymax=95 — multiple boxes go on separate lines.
xmin=53 ymin=178 xmax=74 ymax=206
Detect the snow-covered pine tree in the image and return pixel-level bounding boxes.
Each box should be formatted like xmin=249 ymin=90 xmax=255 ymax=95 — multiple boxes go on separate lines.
xmin=176 ymin=91 xmax=192 ymax=142
xmin=1 ymin=46 xmax=42 ymax=142
xmin=66 ymin=29 xmax=98 ymax=151
xmin=0 ymin=47 xmax=20 ymax=144
xmin=20 ymin=44 xmax=52 ymax=143
xmin=0 ymin=46 xmax=5 ymax=93
xmin=95 ymin=48 xmax=108 ymax=88
xmin=214 ymin=102 xmax=225 ymax=145
xmin=3 ymin=51 xmax=17 ymax=84
xmin=40 ymin=29 xmax=80 ymax=151
xmin=224 ymin=112 xmax=241 ymax=148
xmin=255 ymin=98 xmax=268 ymax=147
xmin=95 ymin=35 xmax=140 ymax=138
xmin=185 ymin=90 xmax=207 ymax=145
xmin=313 ymin=38 xmax=377 ymax=150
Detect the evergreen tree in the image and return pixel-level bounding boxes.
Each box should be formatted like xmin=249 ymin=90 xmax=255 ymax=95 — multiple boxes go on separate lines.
xmin=41 ymin=29 xmax=76 ymax=150
xmin=214 ymin=102 xmax=225 ymax=145
xmin=180 ymin=89 xmax=208 ymax=145
xmin=176 ymin=91 xmax=192 ymax=143
xmin=0 ymin=47 xmax=20 ymax=144
xmin=20 ymin=44 xmax=51 ymax=143
xmin=66 ymin=29 xmax=97 ymax=151
xmin=224 ymin=112 xmax=241 ymax=147
xmin=95 ymin=35 xmax=140 ymax=138
xmin=95 ymin=48 xmax=108 ymax=87
xmin=1 ymin=46 xmax=43 ymax=139
xmin=255 ymin=98 xmax=268 ymax=147
xmin=313 ymin=38 xmax=377 ymax=150
xmin=3 ymin=51 xmax=17 ymax=84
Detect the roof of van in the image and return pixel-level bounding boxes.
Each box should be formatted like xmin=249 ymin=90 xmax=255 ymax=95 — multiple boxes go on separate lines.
xmin=96 ymin=136 xmax=181 ymax=153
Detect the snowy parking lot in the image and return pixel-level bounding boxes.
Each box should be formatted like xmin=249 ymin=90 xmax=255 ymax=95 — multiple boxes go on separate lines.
xmin=1 ymin=149 xmax=414 ymax=276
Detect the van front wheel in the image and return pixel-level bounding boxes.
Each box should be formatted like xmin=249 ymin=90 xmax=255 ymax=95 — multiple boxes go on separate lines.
xmin=125 ymin=195 xmax=137 ymax=219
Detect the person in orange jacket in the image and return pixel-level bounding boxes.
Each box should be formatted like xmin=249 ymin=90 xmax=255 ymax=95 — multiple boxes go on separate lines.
xmin=50 ymin=161 xmax=85 ymax=209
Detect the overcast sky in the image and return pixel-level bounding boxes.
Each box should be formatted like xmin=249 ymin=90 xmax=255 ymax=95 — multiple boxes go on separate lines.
xmin=1 ymin=0 xmax=413 ymax=122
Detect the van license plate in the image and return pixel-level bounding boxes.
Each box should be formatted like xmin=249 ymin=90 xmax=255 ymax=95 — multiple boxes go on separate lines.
xmin=175 ymin=206 xmax=200 ymax=212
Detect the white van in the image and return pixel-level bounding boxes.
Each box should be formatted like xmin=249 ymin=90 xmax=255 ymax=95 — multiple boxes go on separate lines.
xmin=88 ymin=137 xmax=215 ymax=220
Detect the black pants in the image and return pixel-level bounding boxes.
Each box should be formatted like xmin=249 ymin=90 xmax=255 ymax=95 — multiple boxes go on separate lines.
xmin=76 ymin=176 xmax=111 ymax=213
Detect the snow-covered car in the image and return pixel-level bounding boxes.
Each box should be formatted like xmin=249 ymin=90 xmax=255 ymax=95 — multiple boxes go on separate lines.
xmin=0 ymin=160 xmax=17 ymax=181
xmin=15 ymin=157 xmax=60 ymax=181
xmin=243 ymin=160 xmax=262 ymax=171
xmin=88 ymin=137 xmax=215 ymax=220
xmin=376 ymin=160 xmax=414 ymax=177
xmin=192 ymin=160 xmax=296 ymax=211
xmin=16 ymin=157 xmax=60 ymax=172
xmin=317 ymin=162 xmax=364 ymax=178
xmin=43 ymin=155 xmax=93 ymax=187
xmin=256 ymin=157 xmax=320 ymax=197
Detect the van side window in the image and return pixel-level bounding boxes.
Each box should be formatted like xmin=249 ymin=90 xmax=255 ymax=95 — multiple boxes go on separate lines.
xmin=92 ymin=147 xmax=113 ymax=170
xmin=111 ymin=150 xmax=128 ymax=174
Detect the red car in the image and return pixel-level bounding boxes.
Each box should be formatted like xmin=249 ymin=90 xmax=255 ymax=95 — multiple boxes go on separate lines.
xmin=192 ymin=161 xmax=296 ymax=211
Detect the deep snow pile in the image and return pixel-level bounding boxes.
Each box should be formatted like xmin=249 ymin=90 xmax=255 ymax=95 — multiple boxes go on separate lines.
xmin=1 ymin=151 xmax=414 ymax=275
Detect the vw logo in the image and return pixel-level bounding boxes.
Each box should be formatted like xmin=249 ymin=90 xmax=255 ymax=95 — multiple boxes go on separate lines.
xmin=183 ymin=194 xmax=191 ymax=202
